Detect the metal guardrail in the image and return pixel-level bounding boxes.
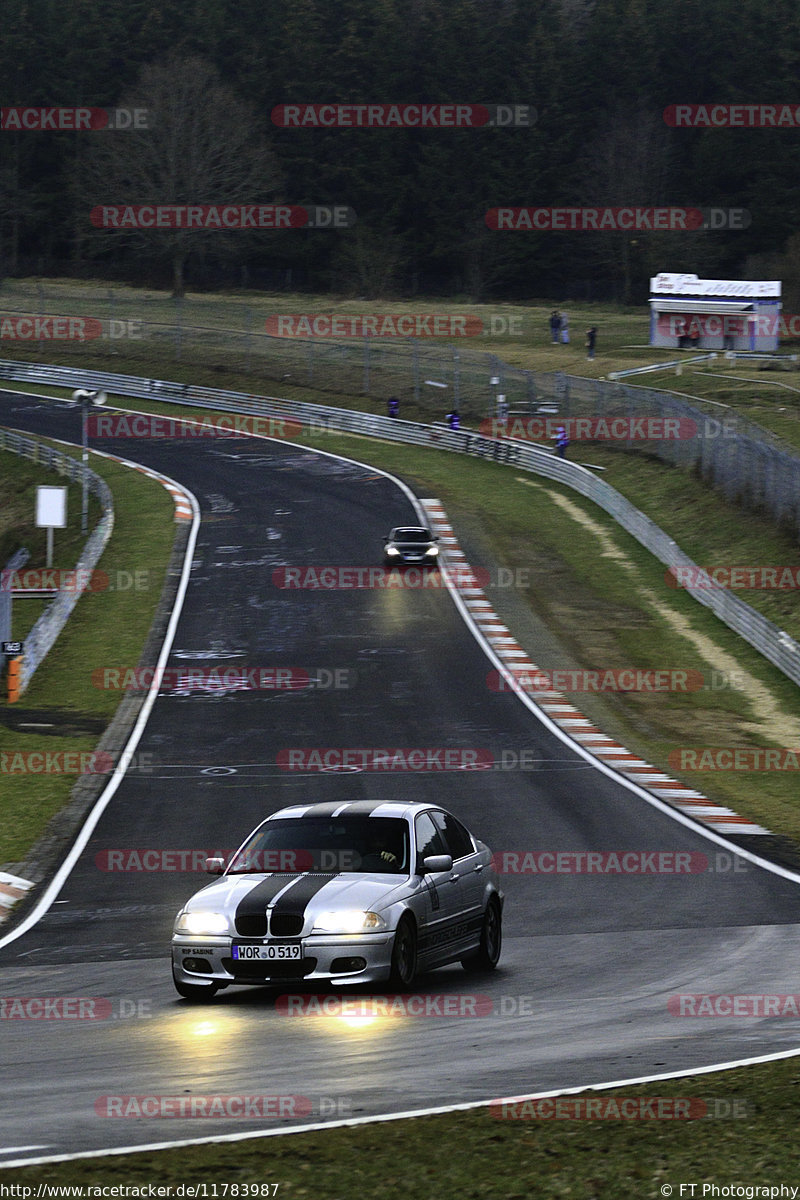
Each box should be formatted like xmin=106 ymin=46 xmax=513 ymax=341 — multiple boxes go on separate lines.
xmin=2 ymin=359 xmax=799 ymax=691
xmin=608 ymin=354 xmax=717 ymax=380
xmin=723 ymin=351 xmax=799 ymax=362
xmin=0 ymin=427 xmax=114 ymax=692
xmin=0 ymin=548 xmax=30 ymax=673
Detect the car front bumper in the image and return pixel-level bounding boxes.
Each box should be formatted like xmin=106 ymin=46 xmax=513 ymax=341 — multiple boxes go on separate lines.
xmin=172 ymin=932 xmax=395 ymax=988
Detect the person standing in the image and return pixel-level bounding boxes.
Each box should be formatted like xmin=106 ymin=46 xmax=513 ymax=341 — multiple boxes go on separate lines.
xmin=446 ymin=409 xmax=460 ymax=431
xmin=586 ymin=325 xmax=597 ymax=360
xmin=560 ymin=311 xmax=570 ymax=344
xmin=554 ymin=425 xmax=569 ymax=458
xmin=387 ymin=396 xmax=399 ymax=418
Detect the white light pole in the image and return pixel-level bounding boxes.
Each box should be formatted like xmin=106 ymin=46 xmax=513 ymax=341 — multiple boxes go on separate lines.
xmin=70 ymin=389 xmax=107 ymax=533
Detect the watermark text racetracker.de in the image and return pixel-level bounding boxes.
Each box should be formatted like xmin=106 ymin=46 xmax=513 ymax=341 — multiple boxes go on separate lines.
xmin=90 ymin=666 xmax=355 ymax=693
xmin=0 ymin=996 xmax=152 ymax=1019
xmin=1 ymin=106 xmax=148 ymax=130
xmin=275 ymin=748 xmax=539 ymax=772
xmin=479 ymin=415 xmax=741 ymax=442
xmin=0 ymin=750 xmax=154 ymax=775
xmin=490 ymin=1096 xmax=750 ymax=1120
xmin=656 ymin=311 xmax=800 ymax=339
xmin=488 ymin=667 xmax=705 ymax=694
xmin=501 ymin=849 xmax=749 ymax=874
xmin=90 ymin=205 xmax=355 ymax=229
xmin=485 ymin=207 xmax=750 ymax=231
xmin=669 ymin=994 xmax=800 ymax=1017
xmin=665 ymin=102 xmax=800 ymax=127
xmin=95 ymin=848 xmax=320 ymax=872
xmin=272 ymin=565 xmax=533 ymax=590
xmin=668 ymin=748 xmax=800 ymax=771
xmin=491 ymin=667 xmax=777 ymax=695
xmin=93 ymin=1094 xmax=316 ymax=1118
xmin=276 ymin=993 xmax=540 ymax=1017
xmin=271 ymin=103 xmax=535 ymax=128
xmin=2 ymin=567 xmax=151 ymax=593
xmin=86 ymin=411 xmax=303 ymax=439
xmin=0 ymin=316 xmax=144 ymax=342
xmin=667 ymin=565 xmax=800 ymax=590
xmin=266 ymin=313 xmax=486 ymax=338
xmin=489 ymin=850 xmax=735 ymax=875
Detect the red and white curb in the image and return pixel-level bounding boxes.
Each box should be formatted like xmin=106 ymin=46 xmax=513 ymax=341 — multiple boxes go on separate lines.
xmin=420 ymin=498 xmax=769 ymax=838
xmin=0 ymin=872 xmax=34 ymax=922
xmin=98 ymin=453 xmax=193 ymax=521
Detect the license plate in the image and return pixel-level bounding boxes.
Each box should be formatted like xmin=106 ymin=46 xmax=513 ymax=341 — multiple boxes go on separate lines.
xmin=232 ymin=942 xmax=301 ymax=961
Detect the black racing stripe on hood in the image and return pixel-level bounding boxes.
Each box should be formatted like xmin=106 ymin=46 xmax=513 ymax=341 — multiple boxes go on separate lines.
xmin=269 ymin=873 xmax=338 ymax=936
xmin=295 ymin=803 xmax=351 ymax=818
xmin=234 ymin=875 xmax=296 ymax=938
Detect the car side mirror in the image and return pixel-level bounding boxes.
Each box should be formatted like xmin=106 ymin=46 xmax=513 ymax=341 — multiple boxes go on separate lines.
xmin=205 ymin=857 xmax=225 ymax=874
xmin=421 ymin=854 xmax=453 ymax=874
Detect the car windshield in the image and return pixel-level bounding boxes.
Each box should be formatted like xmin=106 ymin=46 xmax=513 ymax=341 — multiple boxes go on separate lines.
xmin=394 ymin=529 xmax=430 ymax=542
xmin=227 ymin=816 xmax=411 ymax=875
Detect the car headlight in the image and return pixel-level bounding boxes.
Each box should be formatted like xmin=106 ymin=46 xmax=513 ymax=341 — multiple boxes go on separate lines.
xmin=385 ymin=546 xmax=400 ymax=556
xmin=174 ymin=910 xmax=229 ymax=936
xmin=424 ymin=545 xmax=439 ymax=556
xmin=313 ymin=910 xmax=387 ymax=934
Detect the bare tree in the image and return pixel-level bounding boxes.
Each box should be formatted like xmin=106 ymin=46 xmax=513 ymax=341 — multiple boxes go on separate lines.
xmin=329 ymin=228 xmax=406 ymax=298
xmin=577 ymin=108 xmax=680 ymax=303
xmin=80 ymin=55 xmax=282 ymax=295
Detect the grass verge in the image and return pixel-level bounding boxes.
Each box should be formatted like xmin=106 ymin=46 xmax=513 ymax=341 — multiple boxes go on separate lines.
xmin=0 ymin=439 xmax=175 ymax=867
xmin=4 ymin=1055 xmax=800 ymax=1193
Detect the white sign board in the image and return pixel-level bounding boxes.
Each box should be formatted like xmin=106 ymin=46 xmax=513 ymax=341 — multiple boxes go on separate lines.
xmin=650 ymin=272 xmax=781 ymax=298
xmin=36 ymin=485 xmax=67 ymax=528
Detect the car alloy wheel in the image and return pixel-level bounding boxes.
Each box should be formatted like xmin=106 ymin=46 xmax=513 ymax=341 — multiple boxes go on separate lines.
xmin=461 ymin=896 xmax=502 ymax=972
xmin=389 ymin=915 xmax=418 ymax=987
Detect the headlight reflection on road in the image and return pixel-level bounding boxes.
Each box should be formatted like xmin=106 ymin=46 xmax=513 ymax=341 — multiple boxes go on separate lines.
xmin=189 ymin=1020 xmax=220 ymax=1038
xmin=279 ymin=994 xmax=410 ymax=1036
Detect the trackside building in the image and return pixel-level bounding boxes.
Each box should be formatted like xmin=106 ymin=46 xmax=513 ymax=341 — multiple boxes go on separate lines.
xmin=649 ymin=272 xmax=781 ymax=352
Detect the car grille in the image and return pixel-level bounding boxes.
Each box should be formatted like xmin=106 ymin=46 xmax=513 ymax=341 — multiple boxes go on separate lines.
xmin=222 ymin=957 xmax=317 ymax=979
xmin=270 ymin=913 xmax=304 ymax=937
xmin=235 ymin=913 xmax=268 ymax=937
xmin=234 ymin=911 xmax=306 ymax=937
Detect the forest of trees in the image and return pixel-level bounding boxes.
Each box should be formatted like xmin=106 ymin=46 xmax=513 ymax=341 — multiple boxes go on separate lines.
xmin=2 ymin=0 xmax=800 ymax=303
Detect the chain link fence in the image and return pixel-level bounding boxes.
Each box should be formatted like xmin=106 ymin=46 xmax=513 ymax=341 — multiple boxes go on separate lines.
xmin=2 ymin=284 xmax=800 ymax=534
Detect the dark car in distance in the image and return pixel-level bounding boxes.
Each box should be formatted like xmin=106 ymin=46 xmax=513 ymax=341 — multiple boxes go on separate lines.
xmin=383 ymin=526 xmax=439 ymax=568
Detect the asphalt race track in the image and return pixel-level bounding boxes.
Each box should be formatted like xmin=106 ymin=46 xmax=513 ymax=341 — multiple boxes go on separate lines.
xmin=2 ymin=390 xmax=800 ymax=1163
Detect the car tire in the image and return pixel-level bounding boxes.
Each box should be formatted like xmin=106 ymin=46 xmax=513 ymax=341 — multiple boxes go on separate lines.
xmin=461 ymin=896 xmax=502 ymax=972
xmin=172 ymin=972 xmax=220 ymax=1002
xmin=388 ymin=915 xmax=418 ymax=988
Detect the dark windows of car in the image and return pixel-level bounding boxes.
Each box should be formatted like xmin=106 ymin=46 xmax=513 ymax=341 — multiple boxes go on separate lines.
xmin=394 ymin=528 xmax=432 ymax=542
xmin=414 ymin=812 xmax=448 ymax=868
xmin=227 ymin=816 xmax=410 ymax=875
xmin=431 ymin=810 xmax=475 ymax=860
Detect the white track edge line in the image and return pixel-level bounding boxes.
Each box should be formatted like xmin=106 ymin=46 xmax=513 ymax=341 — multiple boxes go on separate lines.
xmin=3 ymin=1044 xmax=800 ymax=1170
